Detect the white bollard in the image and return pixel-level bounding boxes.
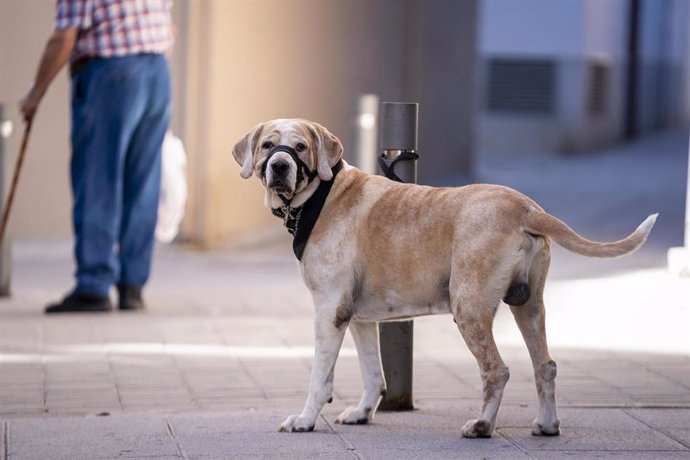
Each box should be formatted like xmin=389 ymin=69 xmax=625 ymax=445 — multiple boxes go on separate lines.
xmin=353 ymin=94 xmax=379 ymax=175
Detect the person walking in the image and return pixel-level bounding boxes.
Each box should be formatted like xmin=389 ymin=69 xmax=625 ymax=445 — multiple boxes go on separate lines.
xmin=19 ymin=0 xmax=174 ymax=313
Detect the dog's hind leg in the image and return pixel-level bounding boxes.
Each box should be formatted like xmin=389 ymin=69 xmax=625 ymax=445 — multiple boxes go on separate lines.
xmin=279 ymin=298 xmax=348 ymax=433
xmin=452 ymin=279 xmax=509 ymax=438
xmin=509 ymin=247 xmax=561 ymax=436
xmin=335 ymin=319 xmax=386 ymax=425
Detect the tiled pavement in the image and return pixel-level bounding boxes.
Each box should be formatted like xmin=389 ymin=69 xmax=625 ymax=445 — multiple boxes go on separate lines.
xmin=1 ymin=128 xmax=689 ymax=458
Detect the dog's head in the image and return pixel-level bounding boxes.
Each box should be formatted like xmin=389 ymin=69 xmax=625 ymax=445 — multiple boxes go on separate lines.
xmin=231 ymin=119 xmax=344 ymax=200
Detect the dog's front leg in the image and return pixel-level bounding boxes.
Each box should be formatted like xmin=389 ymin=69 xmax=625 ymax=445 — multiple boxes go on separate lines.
xmin=335 ymin=319 xmax=386 ymax=425
xmin=279 ymin=304 xmax=347 ymax=432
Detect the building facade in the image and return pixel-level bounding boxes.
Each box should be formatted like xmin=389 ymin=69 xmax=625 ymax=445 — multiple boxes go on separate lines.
xmin=477 ymin=0 xmax=690 ymax=156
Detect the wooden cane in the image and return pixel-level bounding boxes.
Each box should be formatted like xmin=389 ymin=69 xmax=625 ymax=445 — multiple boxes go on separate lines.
xmin=0 ymin=117 xmax=34 ymax=247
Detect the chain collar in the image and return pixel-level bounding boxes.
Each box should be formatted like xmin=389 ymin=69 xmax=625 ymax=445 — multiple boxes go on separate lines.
xmin=270 ymin=159 xmax=344 ymax=260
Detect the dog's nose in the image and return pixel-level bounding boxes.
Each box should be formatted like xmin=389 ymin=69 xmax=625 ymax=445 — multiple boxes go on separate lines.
xmin=271 ymin=160 xmax=289 ymax=176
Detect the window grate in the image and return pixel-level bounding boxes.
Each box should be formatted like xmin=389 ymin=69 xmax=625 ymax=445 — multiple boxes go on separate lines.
xmin=487 ymin=58 xmax=556 ymax=114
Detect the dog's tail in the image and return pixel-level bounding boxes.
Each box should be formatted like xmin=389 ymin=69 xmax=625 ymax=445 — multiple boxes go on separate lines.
xmin=525 ymin=211 xmax=658 ymax=258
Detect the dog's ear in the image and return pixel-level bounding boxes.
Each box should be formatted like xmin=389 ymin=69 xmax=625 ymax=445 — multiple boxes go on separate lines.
xmin=232 ymin=123 xmax=265 ymax=179
xmin=308 ymin=122 xmax=344 ymax=181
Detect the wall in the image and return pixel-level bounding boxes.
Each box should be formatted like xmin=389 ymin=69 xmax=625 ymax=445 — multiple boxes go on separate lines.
xmin=1 ymin=0 xmax=477 ymax=246
xmin=408 ymin=0 xmax=478 ymax=182
xmin=0 ymin=1 xmax=72 ymax=241
xmin=481 ymin=0 xmax=583 ymax=56
xmin=637 ymin=0 xmax=690 ymax=132
xmin=176 ymin=0 xmax=477 ymax=246
xmin=477 ymin=0 xmax=629 ymax=155
xmin=175 ymin=0 xmax=412 ymax=246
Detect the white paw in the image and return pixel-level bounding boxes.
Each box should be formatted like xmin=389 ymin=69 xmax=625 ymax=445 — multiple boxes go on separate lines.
xmin=461 ymin=418 xmax=493 ymax=438
xmin=278 ymin=414 xmax=316 ymax=433
xmin=532 ymin=418 xmax=560 ymax=436
xmin=335 ymin=406 xmax=372 ymax=425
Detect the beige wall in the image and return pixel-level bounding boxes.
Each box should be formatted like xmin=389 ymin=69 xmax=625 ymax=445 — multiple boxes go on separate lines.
xmin=1 ymin=0 xmax=477 ymax=247
xmin=176 ymin=0 xmax=413 ymax=247
xmin=176 ymin=0 xmax=477 ymax=246
xmin=0 ymin=1 xmax=72 ymax=241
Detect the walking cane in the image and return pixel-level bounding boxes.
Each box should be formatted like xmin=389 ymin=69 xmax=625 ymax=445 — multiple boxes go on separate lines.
xmin=0 ymin=117 xmax=34 ymax=247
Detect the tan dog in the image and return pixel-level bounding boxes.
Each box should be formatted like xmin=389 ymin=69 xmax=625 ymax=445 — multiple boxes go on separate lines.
xmin=231 ymin=118 xmax=657 ymax=436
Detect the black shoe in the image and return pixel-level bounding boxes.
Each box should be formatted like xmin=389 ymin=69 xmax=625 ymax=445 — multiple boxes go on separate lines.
xmin=117 ymin=284 xmax=145 ymax=310
xmin=45 ymin=290 xmax=112 ymax=314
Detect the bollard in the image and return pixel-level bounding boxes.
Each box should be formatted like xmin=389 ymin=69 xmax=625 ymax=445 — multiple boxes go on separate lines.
xmin=377 ymin=102 xmax=419 ymax=411
xmin=353 ymin=94 xmax=380 ymax=175
xmin=0 ymin=104 xmax=13 ymax=297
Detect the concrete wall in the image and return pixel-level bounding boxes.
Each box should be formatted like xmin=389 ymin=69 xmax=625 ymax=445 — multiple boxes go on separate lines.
xmin=478 ymin=0 xmax=690 ymax=156
xmin=175 ymin=0 xmax=411 ymax=246
xmin=407 ymin=0 xmax=477 ymax=182
xmin=481 ymin=0 xmax=584 ymax=56
xmin=577 ymin=0 xmax=628 ymax=150
xmin=637 ymin=0 xmax=690 ymax=131
xmin=175 ymin=0 xmax=477 ymax=245
xmin=1 ymin=0 xmax=477 ymax=246
xmin=477 ymin=0 xmax=629 ymax=156
xmin=0 ymin=1 xmax=72 ymax=240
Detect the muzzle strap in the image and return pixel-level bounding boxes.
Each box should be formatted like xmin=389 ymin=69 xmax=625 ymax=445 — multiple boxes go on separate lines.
xmin=261 ymin=144 xmax=318 ymax=185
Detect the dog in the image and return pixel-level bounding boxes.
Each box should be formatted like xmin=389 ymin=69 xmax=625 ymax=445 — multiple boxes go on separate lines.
xmin=231 ymin=118 xmax=657 ymax=436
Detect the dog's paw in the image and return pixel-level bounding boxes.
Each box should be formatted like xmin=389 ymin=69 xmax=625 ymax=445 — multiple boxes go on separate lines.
xmin=278 ymin=414 xmax=315 ymax=433
xmin=461 ymin=419 xmax=493 ymax=438
xmin=531 ymin=418 xmax=560 ymax=436
xmin=335 ymin=406 xmax=372 ymax=425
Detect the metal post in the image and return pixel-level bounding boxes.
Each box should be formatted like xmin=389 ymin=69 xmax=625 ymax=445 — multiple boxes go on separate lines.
xmin=0 ymin=104 xmax=13 ymax=296
xmin=377 ymin=102 xmax=418 ymax=411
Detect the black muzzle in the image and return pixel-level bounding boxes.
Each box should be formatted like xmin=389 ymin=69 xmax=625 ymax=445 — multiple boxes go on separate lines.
xmin=261 ymin=144 xmax=318 ymax=186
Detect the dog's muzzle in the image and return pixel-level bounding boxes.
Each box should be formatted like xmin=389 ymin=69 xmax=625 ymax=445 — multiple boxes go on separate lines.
xmin=262 ymin=145 xmax=317 ymax=195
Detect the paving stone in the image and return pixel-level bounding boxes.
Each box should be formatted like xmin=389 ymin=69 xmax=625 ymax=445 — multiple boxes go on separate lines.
xmin=168 ymin=412 xmax=350 ymax=458
xmin=533 ymin=451 xmax=690 ymax=459
xmin=9 ymin=415 xmax=179 ymax=460
xmin=494 ymin=407 xmax=650 ymax=431
xmin=627 ymin=408 xmax=690 ymax=429
xmin=667 ymin=429 xmax=690 ymax=447
xmin=501 ymin=426 xmax=686 ymax=452
xmin=332 ymin=410 xmax=529 ymax=459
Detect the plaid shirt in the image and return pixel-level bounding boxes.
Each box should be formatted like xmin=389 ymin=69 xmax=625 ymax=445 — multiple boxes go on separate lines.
xmin=55 ymin=0 xmax=173 ymax=61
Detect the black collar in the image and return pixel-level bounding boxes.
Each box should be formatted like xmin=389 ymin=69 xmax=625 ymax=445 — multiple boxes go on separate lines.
xmin=272 ymin=160 xmax=344 ymax=260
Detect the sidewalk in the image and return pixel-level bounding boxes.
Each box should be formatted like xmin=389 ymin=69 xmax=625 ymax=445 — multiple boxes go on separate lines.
xmin=1 ymin=129 xmax=689 ymax=459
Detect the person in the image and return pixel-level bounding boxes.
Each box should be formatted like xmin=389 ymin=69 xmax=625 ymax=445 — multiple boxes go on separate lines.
xmin=19 ymin=0 xmax=174 ymax=313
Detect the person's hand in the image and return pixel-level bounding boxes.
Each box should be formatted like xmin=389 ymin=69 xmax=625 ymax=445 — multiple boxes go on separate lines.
xmin=19 ymin=85 xmax=44 ymax=121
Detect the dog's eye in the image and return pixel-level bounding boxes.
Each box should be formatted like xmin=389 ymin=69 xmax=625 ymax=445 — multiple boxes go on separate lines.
xmin=295 ymin=142 xmax=306 ymax=152
xmin=261 ymin=141 xmax=274 ymax=149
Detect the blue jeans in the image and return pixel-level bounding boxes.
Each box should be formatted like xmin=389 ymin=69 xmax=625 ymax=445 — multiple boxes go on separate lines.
xmin=70 ymin=54 xmax=171 ymax=296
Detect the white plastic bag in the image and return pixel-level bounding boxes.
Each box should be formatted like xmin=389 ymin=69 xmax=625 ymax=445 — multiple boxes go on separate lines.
xmin=156 ymin=130 xmax=187 ymax=243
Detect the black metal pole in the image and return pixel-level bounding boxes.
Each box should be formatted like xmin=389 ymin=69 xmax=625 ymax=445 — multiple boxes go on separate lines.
xmin=377 ymin=102 xmax=418 ymax=411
